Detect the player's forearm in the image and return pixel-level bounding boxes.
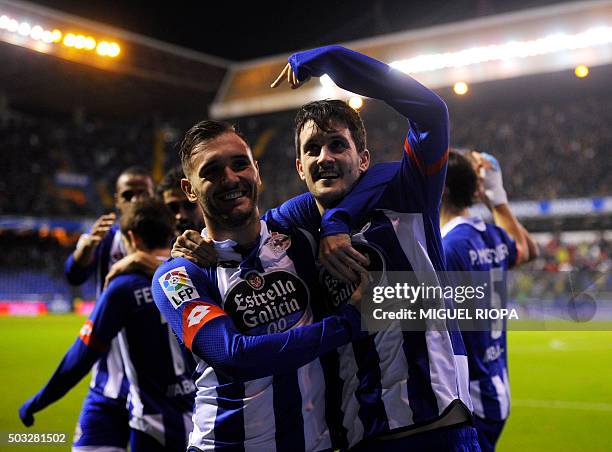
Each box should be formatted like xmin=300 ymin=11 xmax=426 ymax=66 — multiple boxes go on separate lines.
xmin=192 ymin=304 xmax=362 ymax=381
xmin=27 ymin=340 xmax=99 ymax=413
xmin=64 ymin=253 xmax=95 ymax=286
xmin=263 ymin=192 xmax=320 ymax=233
xmin=491 ymin=204 xmax=529 ymax=264
xmin=290 ymin=45 xmax=447 ymax=129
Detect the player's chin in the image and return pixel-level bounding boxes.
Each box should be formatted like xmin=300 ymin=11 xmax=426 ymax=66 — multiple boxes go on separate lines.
xmin=313 ymin=184 xmax=347 ymax=208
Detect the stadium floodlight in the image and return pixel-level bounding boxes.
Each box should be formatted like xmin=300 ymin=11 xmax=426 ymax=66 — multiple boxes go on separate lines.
xmin=51 ymin=29 xmax=62 ymax=43
xmin=575 ymin=65 xmax=589 ymax=78
xmin=85 ymin=36 xmax=96 ymax=50
xmin=348 ymin=96 xmax=364 ymax=110
xmin=30 ymin=25 xmax=43 ymax=40
xmin=390 ymin=26 xmax=612 ymax=74
xmin=17 ymin=21 xmax=30 ymax=36
xmin=96 ymin=41 xmax=108 ymax=56
xmin=453 ymin=81 xmax=469 ymax=95
xmin=63 ymin=33 xmax=76 ymax=47
xmin=0 ymin=11 xmax=118 ymax=58
xmin=107 ymin=42 xmax=120 ymax=57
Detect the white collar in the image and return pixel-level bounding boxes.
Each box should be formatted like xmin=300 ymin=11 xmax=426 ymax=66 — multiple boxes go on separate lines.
xmin=441 ymin=215 xmax=486 ymax=238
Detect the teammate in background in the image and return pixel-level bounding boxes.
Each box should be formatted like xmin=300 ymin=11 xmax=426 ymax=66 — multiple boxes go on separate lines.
xmin=152 ymin=120 xmax=366 ymax=451
xmin=20 ymin=199 xmax=196 ymax=452
xmin=441 ymin=150 xmax=538 ymax=451
xmin=62 ymin=166 xmax=157 ymax=451
xmin=157 ymin=166 xmax=205 ymax=236
xmin=264 ymin=46 xmax=478 ymax=450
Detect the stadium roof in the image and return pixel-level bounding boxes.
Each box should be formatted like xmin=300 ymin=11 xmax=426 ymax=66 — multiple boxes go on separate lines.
xmin=210 ymin=0 xmax=612 ymax=118
xmin=0 ymin=0 xmax=229 ymax=116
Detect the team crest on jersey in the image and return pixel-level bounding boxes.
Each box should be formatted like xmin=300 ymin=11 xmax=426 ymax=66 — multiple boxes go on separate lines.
xmin=320 ymin=241 xmax=386 ymax=309
xmin=263 ymin=231 xmax=291 ymax=256
xmin=224 ymin=270 xmax=309 ymax=335
xmin=159 ymin=266 xmax=200 ymax=309
xmin=245 ymin=271 xmax=265 ymax=290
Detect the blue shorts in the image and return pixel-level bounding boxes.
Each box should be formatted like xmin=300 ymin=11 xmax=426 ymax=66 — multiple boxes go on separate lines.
xmin=473 ymin=416 xmax=506 ymax=452
xmin=352 ymin=424 xmax=481 ymax=452
xmin=72 ymin=390 xmax=129 ymax=451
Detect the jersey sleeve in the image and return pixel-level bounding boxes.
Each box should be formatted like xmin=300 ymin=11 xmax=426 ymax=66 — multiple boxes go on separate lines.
xmin=19 ymin=278 xmax=133 ymax=423
xmin=64 ymin=228 xmax=114 ymax=286
xmin=262 ymin=191 xmax=321 ymax=234
xmin=288 ymin=46 xmax=449 ymax=235
xmin=152 ymin=257 xmax=364 ymax=382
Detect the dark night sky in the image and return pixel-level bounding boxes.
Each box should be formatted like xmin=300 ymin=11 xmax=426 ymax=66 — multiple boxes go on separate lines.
xmin=30 ymin=0 xmax=575 ymax=61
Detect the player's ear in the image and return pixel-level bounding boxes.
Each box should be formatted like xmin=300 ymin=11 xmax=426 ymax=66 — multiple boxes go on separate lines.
xmin=296 ymin=158 xmax=306 ymax=181
xmin=181 ymin=178 xmax=198 ymax=203
xmin=253 ymin=160 xmax=262 ymax=187
xmin=359 ymin=149 xmax=370 ymax=173
xmin=125 ymin=230 xmax=139 ymax=252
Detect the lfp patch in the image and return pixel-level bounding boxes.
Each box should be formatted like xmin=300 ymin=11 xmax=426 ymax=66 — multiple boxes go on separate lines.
xmin=159 ymin=266 xmax=200 ymax=309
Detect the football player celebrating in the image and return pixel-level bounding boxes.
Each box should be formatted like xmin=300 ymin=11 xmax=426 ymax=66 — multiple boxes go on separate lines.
xmin=62 ymin=166 xmax=157 ymax=451
xmin=441 ymin=150 xmax=538 ymax=451
xmin=20 ymin=199 xmax=196 ymax=451
xmin=152 ymin=120 xmax=366 ymax=451
xmin=267 ymin=46 xmax=478 ymax=450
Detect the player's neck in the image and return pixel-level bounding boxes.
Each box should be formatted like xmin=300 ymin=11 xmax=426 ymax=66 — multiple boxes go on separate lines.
xmin=440 ymin=205 xmax=470 ymax=229
xmin=205 ymin=215 xmax=261 ymax=246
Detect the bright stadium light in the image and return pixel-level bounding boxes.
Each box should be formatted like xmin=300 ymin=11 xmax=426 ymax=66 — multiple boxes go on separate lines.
xmin=63 ymin=33 xmax=75 ymax=47
xmin=96 ymin=41 xmax=109 ymax=56
xmin=7 ymin=18 xmax=18 ymax=32
xmin=453 ymin=81 xmax=469 ymax=95
xmin=30 ymin=25 xmax=43 ymax=40
xmin=51 ymin=29 xmax=62 ymax=42
xmin=74 ymin=34 xmax=86 ymax=49
xmin=107 ymin=42 xmax=120 ymax=57
xmin=575 ymin=64 xmax=589 ymax=78
xmin=390 ymin=26 xmax=612 ymax=74
xmin=0 ymin=15 xmax=9 ymax=29
xmin=85 ymin=36 xmax=96 ymax=50
xmin=17 ymin=21 xmax=30 ymax=36
xmin=348 ymin=96 xmax=364 ymax=110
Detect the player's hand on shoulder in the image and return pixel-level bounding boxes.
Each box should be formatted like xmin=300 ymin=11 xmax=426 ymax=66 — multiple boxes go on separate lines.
xmin=171 ymin=230 xmax=217 ymax=267
xmin=104 ymin=251 xmax=162 ymax=287
xmin=271 ymin=62 xmax=310 ymax=90
xmin=18 ymin=399 xmax=35 ymax=427
xmin=319 ymin=234 xmax=369 ymax=284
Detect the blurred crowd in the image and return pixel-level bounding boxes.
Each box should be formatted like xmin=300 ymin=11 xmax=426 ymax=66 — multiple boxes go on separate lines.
xmin=1 ymin=93 xmax=611 ymax=218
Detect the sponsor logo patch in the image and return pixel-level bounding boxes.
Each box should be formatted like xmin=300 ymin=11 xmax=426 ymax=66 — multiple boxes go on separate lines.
xmin=264 ymin=232 xmax=291 ymax=256
xmin=224 ymin=270 xmax=309 ymax=335
xmin=159 ymin=266 xmax=201 ymax=308
xmin=320 ymin=241 xmax=386 ymax=309
xmin=181 ymin=302 xmax=227 ymax=349
xmin=78 ymin=319 xmax=107 ymax=352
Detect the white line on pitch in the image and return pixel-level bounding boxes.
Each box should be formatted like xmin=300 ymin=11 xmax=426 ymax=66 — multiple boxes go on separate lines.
xmin=513 ymin=399 xmax=612 ymax=411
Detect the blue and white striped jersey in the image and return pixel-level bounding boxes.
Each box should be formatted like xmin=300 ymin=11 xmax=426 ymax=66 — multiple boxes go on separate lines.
xmin=266 ymin=45 xmax=472 ymax=448
xmin=22 ymin=271 xmax=195 ymax=450
xmin=152 ymin=220 xmax=363 ymax=452
xmin=442 ymin=216 xmax=517 ymax=421
xmin=65 ymin=224 xmax=129 ymax=401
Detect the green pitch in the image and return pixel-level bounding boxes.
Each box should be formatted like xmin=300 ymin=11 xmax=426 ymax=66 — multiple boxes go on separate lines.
xmin=0 ymin=315 xmax=611 ymax=451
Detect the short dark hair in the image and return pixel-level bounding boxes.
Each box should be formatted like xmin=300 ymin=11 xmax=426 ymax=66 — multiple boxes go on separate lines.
xmin=157 ymin=166 xmax=184 ymax=196
xmin=117 ymin=166 xmax=150 ymax=181
xmin=294 ymin=99 xmax=366 ymax=159
xmin=178 ymin=120 xmax=249 ymax=175
xmin=119 ymin=198 xmax=174 ymax=250
xmin=445 ymin=150 xmax=478 ymax=209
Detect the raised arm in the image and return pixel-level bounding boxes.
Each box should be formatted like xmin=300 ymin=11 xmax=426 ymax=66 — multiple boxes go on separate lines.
xmin=152 ymin=258 xmax=363 ymax=382
xmin=18 ymin=278 xmax=130 ymax=426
